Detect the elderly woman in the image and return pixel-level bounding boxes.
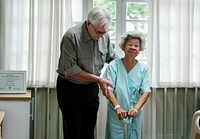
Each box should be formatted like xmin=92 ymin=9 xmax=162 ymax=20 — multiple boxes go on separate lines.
xmin=102 ymin=30 xmax=151 ymax=139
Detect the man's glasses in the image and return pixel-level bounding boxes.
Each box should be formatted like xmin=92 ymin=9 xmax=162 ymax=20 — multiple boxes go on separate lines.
xmin=90 ymin=23 xmax=109 ymax=35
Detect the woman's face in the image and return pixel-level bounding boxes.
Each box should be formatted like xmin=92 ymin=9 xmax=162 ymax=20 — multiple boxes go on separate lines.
xmin=122 ymin=38 xmax=140 ymax=58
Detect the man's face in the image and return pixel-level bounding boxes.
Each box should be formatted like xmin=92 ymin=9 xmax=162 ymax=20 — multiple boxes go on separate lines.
xmin=87 ymin=21 xmax=108 ymax=40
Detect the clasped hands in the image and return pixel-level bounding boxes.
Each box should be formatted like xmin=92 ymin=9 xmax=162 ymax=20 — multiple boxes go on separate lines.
xmin=116 ymin=107 xmax=138 ymax=120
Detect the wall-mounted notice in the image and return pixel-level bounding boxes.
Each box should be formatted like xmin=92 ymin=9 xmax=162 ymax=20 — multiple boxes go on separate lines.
xmin=0 ymin=70 xmax=26 ymax=93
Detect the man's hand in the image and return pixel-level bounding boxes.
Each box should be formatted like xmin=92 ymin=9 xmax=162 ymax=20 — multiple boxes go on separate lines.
xmin=98 ymin=78 xmax=113 ymax=97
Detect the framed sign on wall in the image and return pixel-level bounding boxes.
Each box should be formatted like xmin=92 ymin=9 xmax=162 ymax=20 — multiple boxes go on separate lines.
xmin=0 ymin=70 xmax=26 ymax=93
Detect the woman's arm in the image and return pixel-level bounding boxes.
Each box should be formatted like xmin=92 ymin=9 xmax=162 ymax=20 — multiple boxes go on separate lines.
xmin=134 ymin=92 xmax=150 ymax=110
xmin=107 ymin=90 xmax=127 ymax=120
xmin=128 ymin=92 xmax=150 ymax=118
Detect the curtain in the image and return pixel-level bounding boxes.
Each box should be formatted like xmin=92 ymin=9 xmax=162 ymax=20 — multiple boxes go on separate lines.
xmin=149 ymin=0 xmax=200 ymax=88
xmin=0 ymin=0 xmax=72 ymax=87
xmin=2 ymin=0 xmax=200 ymax=88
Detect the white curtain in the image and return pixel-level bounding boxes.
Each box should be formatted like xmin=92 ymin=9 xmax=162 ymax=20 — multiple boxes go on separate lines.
xmin=149 ymin=0 xmax=200 ymax=88
xmin=2 ymin=0 xmax=200 ymax=88
xmin=0 ymin=0 xmax=72 ymax=87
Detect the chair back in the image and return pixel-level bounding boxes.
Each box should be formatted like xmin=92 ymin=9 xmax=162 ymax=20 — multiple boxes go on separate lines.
xmin=190 ymin=110 xmax=200 ymax=139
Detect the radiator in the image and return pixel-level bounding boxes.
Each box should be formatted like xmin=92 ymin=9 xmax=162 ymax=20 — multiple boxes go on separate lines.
xmin=29 ymin=88 xmax=63 ymax=139
xmin=141 ymin=88 xmax=200 ymax=139
xmin=29 ymin=87 xmax=200 ymax=139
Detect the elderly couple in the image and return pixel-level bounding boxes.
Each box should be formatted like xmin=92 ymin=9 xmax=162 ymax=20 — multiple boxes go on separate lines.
xmin=56 ymin=6 xmax=151 ymax=139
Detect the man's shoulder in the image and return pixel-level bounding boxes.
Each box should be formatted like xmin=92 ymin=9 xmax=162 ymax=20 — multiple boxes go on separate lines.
xmin=65 ymin=23 xmax=83 ymax=36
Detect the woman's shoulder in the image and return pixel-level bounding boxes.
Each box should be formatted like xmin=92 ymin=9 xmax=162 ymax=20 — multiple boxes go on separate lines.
xmin=109 ymin=58 xmax=122 ymax=66
xmin=137 ymin=61 xmax=148 ymax=70
xmin=106 ymin=58 xmax=122 ymax=71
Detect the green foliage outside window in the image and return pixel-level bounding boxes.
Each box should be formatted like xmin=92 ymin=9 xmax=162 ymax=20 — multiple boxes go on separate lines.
xmin=127 ymin=2 xmax=148 ymax=20
xmin=93 ymin=0 xmax=116 ymax=19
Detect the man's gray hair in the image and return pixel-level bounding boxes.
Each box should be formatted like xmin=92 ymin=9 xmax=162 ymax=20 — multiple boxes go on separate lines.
xmin=87 ymin=7 xmax=111 ymax=31
xmin=119 ymin=30 xmax=146 ymax=51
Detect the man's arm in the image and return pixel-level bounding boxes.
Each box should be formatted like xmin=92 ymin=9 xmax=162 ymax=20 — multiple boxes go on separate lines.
xmin=71 ymin=70 xmax=114 ymax=97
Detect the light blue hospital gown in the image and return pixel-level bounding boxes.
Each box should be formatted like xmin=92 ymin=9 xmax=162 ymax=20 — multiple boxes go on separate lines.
xmin=102 ymin=58 xmax=151 ymax=139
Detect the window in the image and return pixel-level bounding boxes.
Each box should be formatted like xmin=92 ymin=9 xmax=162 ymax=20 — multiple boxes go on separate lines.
xmin=71 ymin=0 xmax=83 ymax=26
xmin=93 ymin=0 xmax=151 ymax=63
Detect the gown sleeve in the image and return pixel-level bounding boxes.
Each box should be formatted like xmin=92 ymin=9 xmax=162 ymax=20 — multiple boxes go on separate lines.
xmin=139 ymin=67 xmax=151 ymax=94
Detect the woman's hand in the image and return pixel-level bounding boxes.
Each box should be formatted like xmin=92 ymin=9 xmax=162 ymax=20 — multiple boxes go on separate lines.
xmin=127 ymin=108 xmax=138 ymax=118
xmin=116 ymin=107 xmax=127 ymax=120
